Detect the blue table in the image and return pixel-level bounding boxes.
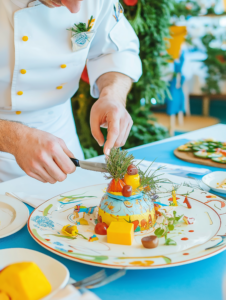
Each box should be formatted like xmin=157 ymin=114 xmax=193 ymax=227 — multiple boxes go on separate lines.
xmin=1 ymin=138 xmax=226 ymax=300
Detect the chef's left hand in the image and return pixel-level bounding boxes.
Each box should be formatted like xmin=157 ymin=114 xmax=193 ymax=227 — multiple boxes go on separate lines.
xmin=90 ymin=92 xmax=133 ymax=155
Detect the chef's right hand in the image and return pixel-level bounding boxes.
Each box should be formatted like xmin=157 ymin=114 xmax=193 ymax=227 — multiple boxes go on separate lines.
xmin=12 ymin=127 xmax=76 ymax=184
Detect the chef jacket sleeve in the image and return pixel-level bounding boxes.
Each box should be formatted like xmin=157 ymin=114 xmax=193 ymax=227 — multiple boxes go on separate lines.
xmin=87 ymin=0 xmax=142 ymax=98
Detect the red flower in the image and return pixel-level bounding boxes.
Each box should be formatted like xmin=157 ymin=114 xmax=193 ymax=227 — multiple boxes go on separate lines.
xmin=123 ymin=0 xmax=138 ymax=6
xmin=81 ymin=66 xmax=89 ymax=84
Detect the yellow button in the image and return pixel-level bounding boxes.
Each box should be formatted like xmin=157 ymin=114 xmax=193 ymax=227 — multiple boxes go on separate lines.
xmin=61 ymin=64 xmax=67 ymax=69
xmin=56 ymin=86 xmax=63 ymax=90
xmin=16 ymin=111 xmax=22 ymax=115
xmin=20 ymin=69 xmax=26 ymax=74
xmin=17 ymin=91 xmax=23 ymax=96
xmin=22 ymin=36 xmax=28 ymax=42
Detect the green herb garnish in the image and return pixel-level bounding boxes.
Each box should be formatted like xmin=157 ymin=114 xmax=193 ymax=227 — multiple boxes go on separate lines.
xmin=154 ymin=210 xmax=183 ymax=246
xmin=68 ymin=15 xmax=94 ymax=35
xmin=105 ymin=148 xmax=134 ymax=181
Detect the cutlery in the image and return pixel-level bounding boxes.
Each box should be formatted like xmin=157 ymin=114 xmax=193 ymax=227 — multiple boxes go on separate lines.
xmin=70 ymin=158 xmax=107 ymax=173
xmin=85 ymin=269 xmax=126 ymax=289
xmin=69 ymin=269 xmax=126 ymax=290
xmin=71 ymin=270 xmax=106 ymax=288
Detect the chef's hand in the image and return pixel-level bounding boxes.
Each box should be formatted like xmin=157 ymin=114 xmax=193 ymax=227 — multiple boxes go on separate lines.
xmin=90 ymin=72 xmax=133 ymax=155
xmin=12 ymin=126 xmax=76 ymax=184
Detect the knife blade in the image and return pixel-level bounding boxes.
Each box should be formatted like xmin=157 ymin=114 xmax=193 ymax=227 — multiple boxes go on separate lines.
xmin=70 ymin=158 xmax=107 ymax=173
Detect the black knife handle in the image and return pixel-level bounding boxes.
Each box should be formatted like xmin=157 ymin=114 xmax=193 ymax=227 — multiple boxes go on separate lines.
xmin=70 ymin=158 xmax=80 ymax=167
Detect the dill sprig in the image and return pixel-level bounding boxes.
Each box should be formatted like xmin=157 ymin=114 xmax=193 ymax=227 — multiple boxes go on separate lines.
xmin=68 ymin=15 xmax=94 ymax=36
xmin=138 ymin=162 xmax=170 ymax=195
xmin=105 ymin=148 xmax=134 ymax=181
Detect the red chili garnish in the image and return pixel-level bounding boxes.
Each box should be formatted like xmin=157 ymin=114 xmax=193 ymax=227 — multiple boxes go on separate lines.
xmin=45 ymin=239 xmax=50 ymax=241
xmin=181 ymin=237 xmax=189 ymax=241
xmin=183 ymin=196 xmax=192 ymax=209
xmin=68 ymin=250 xmax=73 ymax=253
xmin=189 ymin=230 xmax=194 ymax=232
xmin=183 ymin=253 xmax=189 ymax=255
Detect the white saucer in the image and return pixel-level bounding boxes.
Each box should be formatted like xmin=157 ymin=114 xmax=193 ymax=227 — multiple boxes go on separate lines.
xmin=0 ymin=248 xmax=69 ymax=299
xmin=0 ymin=195 xmax=29 ymax=238
xmin=202 ymin=171 xmax=226 ymax=194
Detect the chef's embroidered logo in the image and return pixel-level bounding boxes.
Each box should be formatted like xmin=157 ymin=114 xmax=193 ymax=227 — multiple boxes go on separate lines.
xmin=68 ymin=16 xmax=95 ymax=52
xmin=113 ymin=2 xmax=123 ymax=22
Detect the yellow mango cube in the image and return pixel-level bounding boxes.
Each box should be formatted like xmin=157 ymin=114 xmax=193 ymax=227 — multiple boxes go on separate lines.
xmin=0 ymin=292 xmax=10 ymax=300
xmin=0 ymin=262 xmax=51 ymax=300
xmin=107 ymin=222 xmax=134 ymax=245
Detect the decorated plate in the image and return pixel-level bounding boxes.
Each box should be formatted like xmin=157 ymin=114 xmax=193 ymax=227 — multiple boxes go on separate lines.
xmin=0 ymin=195 xmax=29 ymax=238
xmin=28 ymin=183 xmax=226 ymax=269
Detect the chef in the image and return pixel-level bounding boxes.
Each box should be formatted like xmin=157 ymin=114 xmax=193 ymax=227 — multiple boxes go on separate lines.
xmin=0 ymin=0 xmax=142 ymax=183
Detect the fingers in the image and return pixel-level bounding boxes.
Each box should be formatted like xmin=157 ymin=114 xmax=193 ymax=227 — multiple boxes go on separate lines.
xmin=114 ymin=114 xmax=132 ymax=148
xmin=43 ymin=157 xmax=67 ymax=183
xmin=104 ymin=118 xmax=120 ymax=155
xmin=27 ymin=171 xmax=47 ymax=183
xmin=90 ymin=109 xmax=105 ymax=147
xmin=27 ymin=164 xmax=57 ymax=184
xmin=27 ymin=142 xmax=75 ymax=184
xmin=121 ymin=117 xmax=133 ymax=146
xmin=58 ymin=138 xmax=75 ymax=158
xmin=57 ymin=139 xmax=76 ymax=174
xmin=104 ymin=112 xmax=133 ymax=154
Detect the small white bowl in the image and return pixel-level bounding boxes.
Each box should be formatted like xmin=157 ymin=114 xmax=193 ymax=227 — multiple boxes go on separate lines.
xmin=202 ymin=171 xmax=226 ymax=194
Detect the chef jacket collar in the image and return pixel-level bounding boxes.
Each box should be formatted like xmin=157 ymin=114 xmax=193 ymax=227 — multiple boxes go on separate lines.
xmin=10 ymin=0 xmax=41 ymax=8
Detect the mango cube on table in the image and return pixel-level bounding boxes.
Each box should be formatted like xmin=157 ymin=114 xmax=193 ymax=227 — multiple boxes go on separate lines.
xmin=107 ymin=222 xmax=134 ymax=245
xmin=0 ymin=262 xmax=51 ymax=300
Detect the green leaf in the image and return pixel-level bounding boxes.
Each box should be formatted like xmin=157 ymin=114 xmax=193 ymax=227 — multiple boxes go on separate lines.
xmin=165 ymin=238 xmax=177 ymax=246
xmin=154 ymin=228 xmax=164 ymax=237
xmin=168 ymin=224 xmax=174 ymax=231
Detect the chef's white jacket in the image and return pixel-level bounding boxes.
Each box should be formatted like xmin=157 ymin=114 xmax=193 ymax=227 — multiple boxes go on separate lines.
xmin=0 ymin=0 xmax=142 ymax=182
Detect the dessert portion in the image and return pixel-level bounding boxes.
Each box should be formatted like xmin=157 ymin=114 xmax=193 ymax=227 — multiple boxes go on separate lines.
xmin=57 ymin=149 xmax=192 ymax=249
xmin=97 ymin=148 xmax=160 ymax=233
xmin=0 ymin=262 xmax=51 ymax=300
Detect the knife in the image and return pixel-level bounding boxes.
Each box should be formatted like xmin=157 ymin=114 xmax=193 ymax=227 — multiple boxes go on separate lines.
xmin=70 ymin=158 xmax=107 ymax=173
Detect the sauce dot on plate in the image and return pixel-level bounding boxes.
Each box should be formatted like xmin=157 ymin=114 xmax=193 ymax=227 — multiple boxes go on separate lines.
xmin=181 ymin=237 xmax=189 ymax=241
xmin=183 ymin=253 xmax=189 ymax=255
xmin=189 ymin=230 xmax=194 ymax=232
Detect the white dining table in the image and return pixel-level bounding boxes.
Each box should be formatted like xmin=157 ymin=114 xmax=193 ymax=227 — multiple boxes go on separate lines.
xmin=1 ymin=123 xmax=226 ymax=300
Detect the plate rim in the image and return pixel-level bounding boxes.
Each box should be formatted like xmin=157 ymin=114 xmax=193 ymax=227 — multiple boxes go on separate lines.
xmin=0 ymin=195 xmax=29 ymax=238
xmin=202 ymin=171 xmax=226 ymax=194
xmin=0 ymin=247 xmax=69 ymax=298
xmin=28 ymin=183 xmax=226 ymax=270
